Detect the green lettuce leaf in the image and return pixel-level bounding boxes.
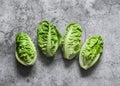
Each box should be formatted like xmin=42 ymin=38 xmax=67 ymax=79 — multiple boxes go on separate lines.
xmin=15 ymin=32 xmax=37 ymax=66
xmin=37 ymin=20 xmax=61 ymax=57
xmin=79 ymin=35 xmax=103 ymax=70
xmin=62 ymin=23 xmax=82 ymax=60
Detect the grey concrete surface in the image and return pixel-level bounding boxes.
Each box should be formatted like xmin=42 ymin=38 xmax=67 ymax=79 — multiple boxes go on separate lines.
xmin=0 ymin=0 xmax=120 ymax=86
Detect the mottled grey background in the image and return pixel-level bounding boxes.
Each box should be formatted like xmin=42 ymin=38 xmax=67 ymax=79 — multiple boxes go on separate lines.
xmin=0 ymin=0 xmax=120 ymax=86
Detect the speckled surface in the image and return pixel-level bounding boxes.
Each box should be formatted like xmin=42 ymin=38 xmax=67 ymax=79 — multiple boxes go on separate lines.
xmin=0 ymin=0 xmax=120 ymax=86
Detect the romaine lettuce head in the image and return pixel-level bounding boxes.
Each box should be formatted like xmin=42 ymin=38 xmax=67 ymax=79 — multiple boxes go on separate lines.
xmin=37 ymin=20 xmax=61 ymax=57
xmin=79 ymin=35 xmax=103 ymax=70
xmin=62 ymin=23 xmax=82 ymax=60
xmin=15 ymin=32 xmax=37 ymax=66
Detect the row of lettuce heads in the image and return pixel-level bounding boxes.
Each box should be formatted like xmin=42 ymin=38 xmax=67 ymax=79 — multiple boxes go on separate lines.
xmin=15 ymin=20 xmax=103 ymax=70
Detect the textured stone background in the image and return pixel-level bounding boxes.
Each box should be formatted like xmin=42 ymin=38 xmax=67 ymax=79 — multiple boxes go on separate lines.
xmin=0 ymin=0 xmax=120 ymax=86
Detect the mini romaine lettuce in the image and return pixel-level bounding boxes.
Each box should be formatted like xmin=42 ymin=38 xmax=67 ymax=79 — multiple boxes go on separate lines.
xmin=79 ymin=35 xmax=103 ymax=70
xmin=62 ymin=23 xmax=82 ymax=60
xmin=37 ymin=20 xmax=61 ymax=57
xmin=15 ymin=32 xmax=37 ymax=66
